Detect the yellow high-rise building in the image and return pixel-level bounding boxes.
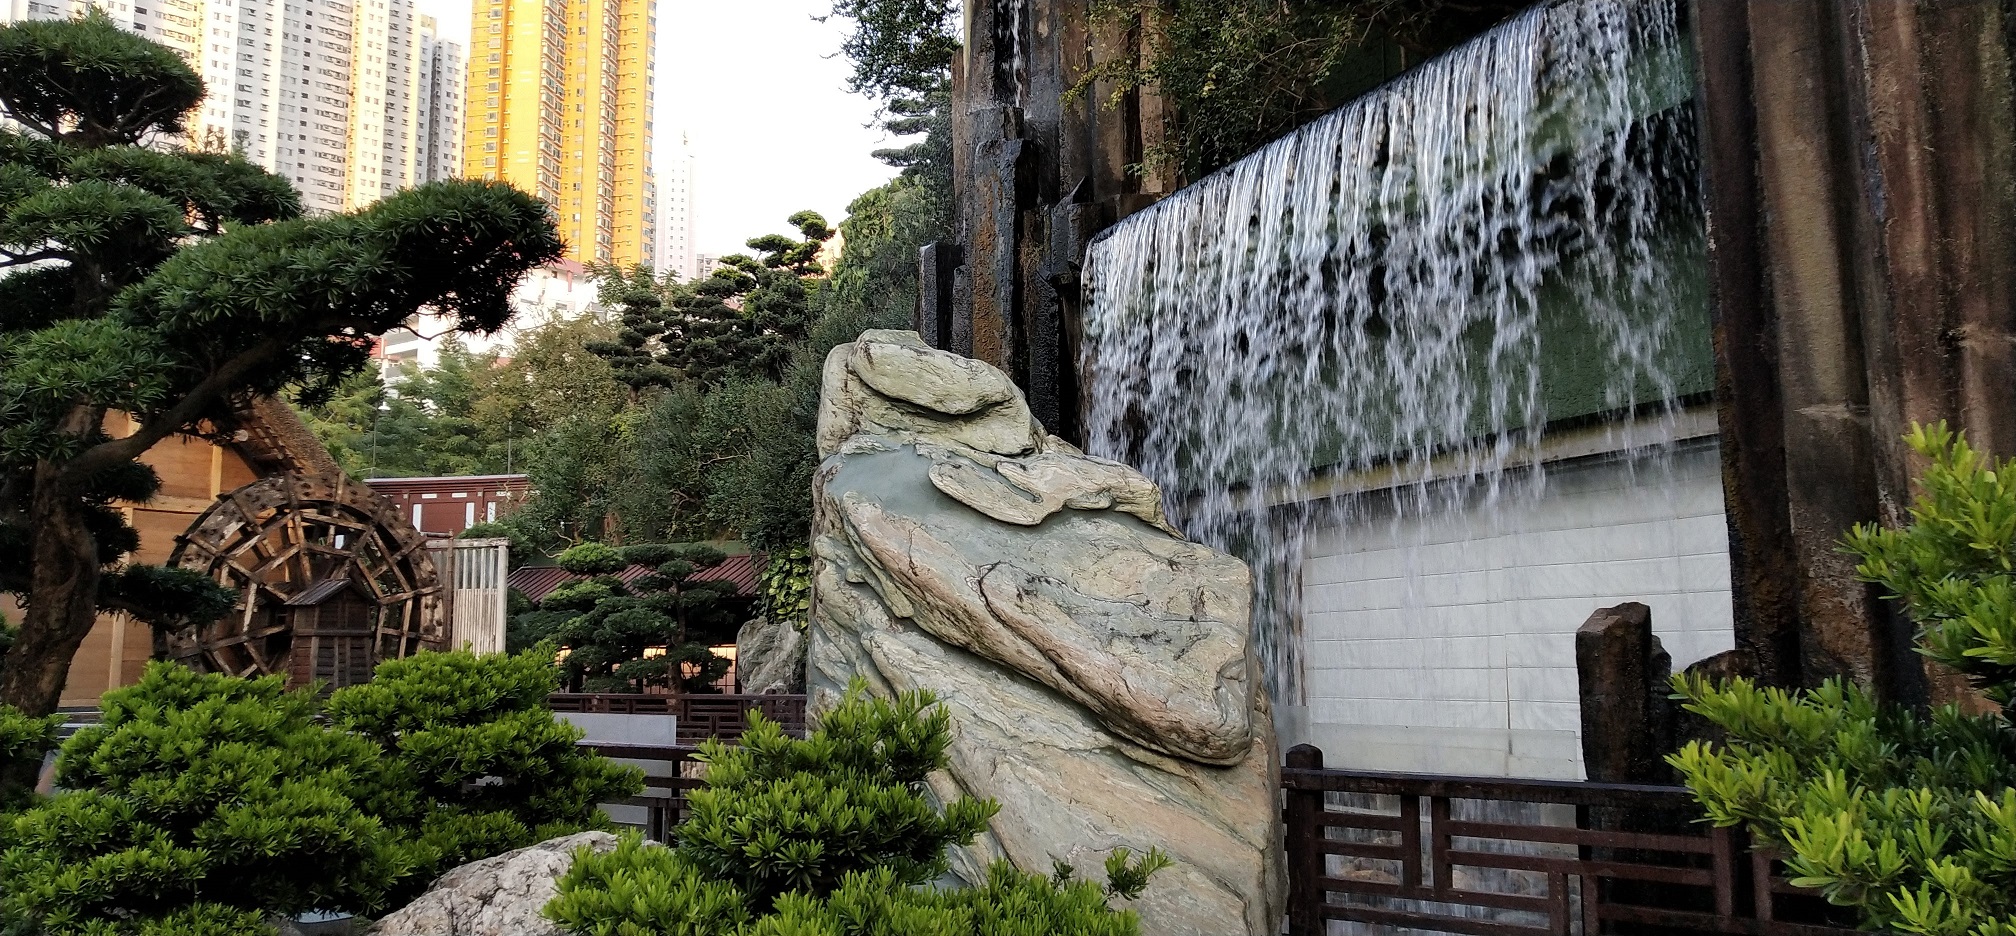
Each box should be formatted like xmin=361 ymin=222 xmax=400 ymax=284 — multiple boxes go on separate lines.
xmin=464 ymin=0 xmax=657 ymax=266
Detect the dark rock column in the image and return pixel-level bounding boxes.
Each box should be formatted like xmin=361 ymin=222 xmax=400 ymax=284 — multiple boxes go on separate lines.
xmin=1696 ymin=0 xmax=2016 ymax=705
xmin=940 ymin=0 xmax=1171 ymax=443
xmin=1575 ymin=603 xmax=1674 ymax=784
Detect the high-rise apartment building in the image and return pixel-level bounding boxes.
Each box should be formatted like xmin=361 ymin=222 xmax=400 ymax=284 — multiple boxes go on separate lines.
xmin=465 ymin=0 xmax=657 ymax=267
xmin=417 ymin=16 xmax=464 ymax=184
xmin=654 ymin=131 xmax=695 ymax=280
xmin=2 ymin=0 xmax=462 ymax=215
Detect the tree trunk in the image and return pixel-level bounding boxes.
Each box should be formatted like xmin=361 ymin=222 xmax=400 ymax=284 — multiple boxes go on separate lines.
xmin=0 ymin=463 xmax=102 ymax=717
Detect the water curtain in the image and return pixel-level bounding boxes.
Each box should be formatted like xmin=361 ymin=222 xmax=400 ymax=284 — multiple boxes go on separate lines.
xmin=1081 ymin=0 xmax=1702 ymax=705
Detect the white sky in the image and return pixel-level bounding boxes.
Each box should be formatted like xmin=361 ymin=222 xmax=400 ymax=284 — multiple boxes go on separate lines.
xmin=417 ymin=0 xmax=903 ymax=258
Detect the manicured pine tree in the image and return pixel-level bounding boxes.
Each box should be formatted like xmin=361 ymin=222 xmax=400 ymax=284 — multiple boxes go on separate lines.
xmin=587 ymin=212 xmax=833 ymax=392
xmin=540 ymin=542 xmax=740 ymax=693
xmin=0 ymin=13 xmax=563 ymax=717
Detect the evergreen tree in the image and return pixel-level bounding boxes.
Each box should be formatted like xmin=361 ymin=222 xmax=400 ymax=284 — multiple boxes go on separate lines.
xmin=0 ymin=14 xmax=563 ymax=716
xmin=543 ymin=684 xmax=1167 ymax=935
xmin=537 ymin=542 xmax=739 ymax=693
xmin=588 ymin=213 xmax=834 ymax=391
xmin=0 ymin=665 xmax=411 ymax=936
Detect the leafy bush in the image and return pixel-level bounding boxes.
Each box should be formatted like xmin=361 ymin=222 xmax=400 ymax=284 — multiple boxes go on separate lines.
xmin=0 ymin=664 xmax=409 ymax=936
xmin=543 ymin=684 xmax=1165 ymax=935
xmin=1 ymin=652 xmax=649 ymax=934
xmin=0 ymin=703 xmax=59 ymax=812
xmin=1672 ymin=425 xmax=2016 ymax=936
xmin=326 ymin=648 xmax=643 ymax=901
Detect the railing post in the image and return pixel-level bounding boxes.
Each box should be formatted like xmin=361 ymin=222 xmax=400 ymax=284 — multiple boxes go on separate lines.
xmin=1284 ymin=743 xmax=1325 ymax=936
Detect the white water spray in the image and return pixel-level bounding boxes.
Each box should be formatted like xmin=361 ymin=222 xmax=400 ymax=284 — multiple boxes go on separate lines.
xmin=1080 ymin=0 xmax=1702 ymax=706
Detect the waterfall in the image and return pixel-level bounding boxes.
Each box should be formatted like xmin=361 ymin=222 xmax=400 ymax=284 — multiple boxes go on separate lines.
xmin=1080 ymin=0 xmax=1702 ymax=706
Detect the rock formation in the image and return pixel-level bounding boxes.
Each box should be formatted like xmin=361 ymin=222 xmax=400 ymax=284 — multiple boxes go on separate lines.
xmin=366 ymin=832 xmax=617 ymax=936
xmin=734 ymin=615 xmax=805 ymax=694
xmin=809 ymin=330 xmax=1283 ymax=936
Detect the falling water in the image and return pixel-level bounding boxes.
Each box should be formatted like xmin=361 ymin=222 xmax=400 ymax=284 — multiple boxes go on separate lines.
xmin=1080 ymin=0 xmax=1702 ymax=706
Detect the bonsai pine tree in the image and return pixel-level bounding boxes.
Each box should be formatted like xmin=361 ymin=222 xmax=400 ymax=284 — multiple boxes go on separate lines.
xmin=0 ymin=13 xmax=563 ymax=716
xmin=325 ymin=648 xmax=643 ymax=904
xmin=543 ymin=683 xmax=1168 ymax=934
xmin=0 ymin=664 xmax=410 ymax=936
xmin=588 ymin=212 xmax=833 ymax=391
xmin=1672 ymin=425 xmax=2016 ymax=936
xmin=544 ymin=542 xmax=739 ymax=693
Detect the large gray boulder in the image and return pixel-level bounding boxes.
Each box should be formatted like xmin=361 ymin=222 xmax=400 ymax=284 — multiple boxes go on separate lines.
xmin=366 ymin=832 xmax=616 ymax=936
xmin=810 ymin=330 xmax=1284 ymax=936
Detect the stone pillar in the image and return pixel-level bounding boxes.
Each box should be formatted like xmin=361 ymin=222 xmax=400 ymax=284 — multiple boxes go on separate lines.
xmin=916 ymin=242 xmax=961 ymax=351
xmin=1696 ymin=1 xmax=2016 ymax=705
xmin=1575 ymin=603 xmax=1673 ymax=784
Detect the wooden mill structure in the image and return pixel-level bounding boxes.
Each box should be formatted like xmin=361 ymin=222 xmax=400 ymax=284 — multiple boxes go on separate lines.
xmin=3 ymin=398 xmax=448 ymax=705
xmin=163 ymin=469 xmax=445 ymax=687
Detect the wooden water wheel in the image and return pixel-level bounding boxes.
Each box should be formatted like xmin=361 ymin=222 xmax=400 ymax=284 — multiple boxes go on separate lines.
xmin=163 ymin=472 xmax=445 ymax=687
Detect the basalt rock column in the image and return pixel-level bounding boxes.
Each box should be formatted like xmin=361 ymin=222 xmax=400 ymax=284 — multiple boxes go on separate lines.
xmin=1697 ymin=0 xmax=2016 ymax=704
xmin=808 ymin=330 xmax=1283 ymax=936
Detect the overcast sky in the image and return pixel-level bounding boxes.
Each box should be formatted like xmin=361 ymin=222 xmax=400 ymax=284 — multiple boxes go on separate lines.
xmin=417 ymin=0 xmax=903 ymax=258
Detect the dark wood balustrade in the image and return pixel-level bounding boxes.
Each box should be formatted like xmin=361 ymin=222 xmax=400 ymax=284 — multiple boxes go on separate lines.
xmin=1282 ymin=744 xmax=1857 ymax=936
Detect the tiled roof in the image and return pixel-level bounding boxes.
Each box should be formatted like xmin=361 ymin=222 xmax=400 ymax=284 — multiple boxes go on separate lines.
xmin=509 ymin=552 xmax=764 ymax=603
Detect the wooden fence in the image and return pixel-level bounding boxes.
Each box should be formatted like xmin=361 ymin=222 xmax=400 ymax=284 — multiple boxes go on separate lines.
xmin=570 ymin=734 xmax=1862 ymax=936
xmin=578 ymin=741 xmax=706 ymax=843
xmin=549 ymin=693 xmax=808 ymax=744
xmin=1282 ymin=745 xmax=1858 ymax=936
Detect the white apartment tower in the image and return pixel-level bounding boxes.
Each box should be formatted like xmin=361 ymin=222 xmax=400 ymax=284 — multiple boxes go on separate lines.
xmin=416 ymin=16 xmax=461 ymax=183
xmin=2 ymin=0 xmax=463 ymax=215
xmin=655 ymin=132 xmax=696 ymax=280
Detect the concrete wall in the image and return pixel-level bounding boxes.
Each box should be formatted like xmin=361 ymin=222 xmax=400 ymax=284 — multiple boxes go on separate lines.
xmin=1292 ymin=438 xmax=1733 ymax=779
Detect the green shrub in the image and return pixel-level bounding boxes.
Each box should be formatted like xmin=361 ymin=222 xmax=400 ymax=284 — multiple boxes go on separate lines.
xmin=0 ymin=664 xmax=410 ymax=936
xmin=0 ymin=704 xmax=59 ymax=813
xmin=1672 ymin=425 xmax=2016 ymax=936
xmin=326 ymin=648 xmax=643 ymax=899
xmin=543 ymin=683 xmax=1164 ymax=935
xmin=556 ymin=541 xmax=627 ymax=576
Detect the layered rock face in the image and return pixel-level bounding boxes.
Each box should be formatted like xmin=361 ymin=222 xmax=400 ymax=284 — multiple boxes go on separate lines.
xmin=810 ymin=330 xmax=1283 ymax=936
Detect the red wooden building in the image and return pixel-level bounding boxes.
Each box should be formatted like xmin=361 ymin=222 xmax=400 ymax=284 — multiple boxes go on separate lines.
xmin=365 ymin=474 xmax=532 ymax=537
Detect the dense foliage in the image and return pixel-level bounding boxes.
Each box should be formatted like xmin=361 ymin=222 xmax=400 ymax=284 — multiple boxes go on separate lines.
xmin=0 ymin=665 xmax=409 ymax=935
xmin=0 ymin=652 xmax=642 ymax=935
xmin=0 ymin=703 xmax=58 ymax=813
xmin=1077 ymin=0 xmax=1524 ymax=179
xmin=326 ymin=649 xmax=644 ymax=899
xmin=298 ymin=317 xmax=627 ymax=481
xmin=591 ymin=213 xmax=833 ymax=391
xmin=513 ymin=543 xmax=739 ymax=692
xmin=0 ymin=14 xmax=561 ymax=717
xmin=1672 ymin=426 xmax=2016 ymax=936
xmin=544 ymin=685 xmax=1166 ymax=935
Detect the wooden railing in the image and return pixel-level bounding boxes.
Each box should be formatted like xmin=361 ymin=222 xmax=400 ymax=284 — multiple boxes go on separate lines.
xmin=1282 ymin=744 xmax=1858 ymax=936
xmin=548 ymin=693 xmax=808 ymax=744
xmin=578 ymin=742 xmax=706 ymax=843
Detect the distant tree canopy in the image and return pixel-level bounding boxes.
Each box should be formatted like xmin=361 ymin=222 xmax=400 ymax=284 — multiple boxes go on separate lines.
xmin=0 ymin=13 xmax=560 ymax=716
xmin=588 ymin=211 xmax=834 ymax=392
xmin=1079 ymin=0 xmax=1526 ymax=180
xmin=295 ymin=316 xmax=625 ymax=480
